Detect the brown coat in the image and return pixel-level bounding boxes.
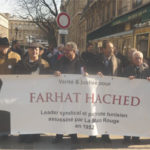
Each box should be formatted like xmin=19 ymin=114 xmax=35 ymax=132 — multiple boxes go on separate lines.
xmin=13 ymin=56 xmax=50 ymax=74
xmin=0 ymin=51 xmax=21 ymax=74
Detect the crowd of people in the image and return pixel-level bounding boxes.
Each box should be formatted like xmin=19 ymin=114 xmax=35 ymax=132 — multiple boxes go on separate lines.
xmin=0 ymin=37 xmax=150 ymax=144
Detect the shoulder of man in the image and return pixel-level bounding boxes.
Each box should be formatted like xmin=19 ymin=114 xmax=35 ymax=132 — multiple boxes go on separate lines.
xmin=8 ymin=51 xmax=21 ymax=62
xmin=112 ymin=54 xmax=121 ymax=65
xmin=142 ymin=62 xmax=149 ymax=69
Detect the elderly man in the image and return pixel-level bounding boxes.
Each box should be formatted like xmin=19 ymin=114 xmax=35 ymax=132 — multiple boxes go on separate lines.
xmin=123 ymin=50 xmax=149 ymax=79
xmin=53 ymin=41 xmax=83 ymax=143
xmin=54 ymin=41 xmax=82 ymax=75
xmin=123 ymin=50 xmax=149 ymax=144
xmin=0 ymin=37 xmax=21 ymax=74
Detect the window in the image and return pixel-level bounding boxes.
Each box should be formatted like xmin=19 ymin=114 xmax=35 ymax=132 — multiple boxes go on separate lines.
xmin=132 ymin=0 xmax=142 ymax=8
xmin=136 ymin=34 xmax=148 ymax=58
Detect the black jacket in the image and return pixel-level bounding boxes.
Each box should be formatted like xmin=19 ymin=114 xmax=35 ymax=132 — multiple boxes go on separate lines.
xmin=123 ymin=63 xmax=149 ymax=79
xmin=55 ymin=55 xmax=82 ymax=74
xmin=81 ymin=51 xmax=99 ymax=74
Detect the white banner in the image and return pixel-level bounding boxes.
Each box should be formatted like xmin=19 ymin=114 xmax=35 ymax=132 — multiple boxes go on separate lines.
xmin=0 ymin=74 xmax=149 ymax=136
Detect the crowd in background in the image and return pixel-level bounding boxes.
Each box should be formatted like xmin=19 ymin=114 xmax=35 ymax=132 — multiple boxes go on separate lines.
xmin=0 ymin=37 xmax=149 ymax=144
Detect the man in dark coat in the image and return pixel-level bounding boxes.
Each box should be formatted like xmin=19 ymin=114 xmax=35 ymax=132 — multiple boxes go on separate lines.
xmin=97 ymin=40 xmax=121 ymax=77
xmin=123 ymin=51 xmax=149 ymax=79
xmin=53 ymin=41 xmax=83 ymax=143
xmin=96 ymin=40 xmax=121 ymax=143
xmin=54 ymin=42 xmax=82 ymax=75
xmin=123 ymin=50 xmax=149 ymax=144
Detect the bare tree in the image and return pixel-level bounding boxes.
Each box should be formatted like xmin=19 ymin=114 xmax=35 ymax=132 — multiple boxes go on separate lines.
xmin=17 ymin=0 xmax=60 ymax=47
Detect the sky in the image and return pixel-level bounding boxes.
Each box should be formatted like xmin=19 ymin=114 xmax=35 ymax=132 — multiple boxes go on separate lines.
xmin=0 ymin=0 xmax=61 ymax=15
xmin=0 ymin=0 xmax=18 ymax=15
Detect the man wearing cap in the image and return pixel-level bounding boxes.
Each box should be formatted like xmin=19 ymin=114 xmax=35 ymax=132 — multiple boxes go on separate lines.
xmin=13 ymin=42 xmax=50 ymax=143
xmin=0 ymin=37 xmax=21 ymax=74
xmin=13 ymin=42 xmax=50 ymax=74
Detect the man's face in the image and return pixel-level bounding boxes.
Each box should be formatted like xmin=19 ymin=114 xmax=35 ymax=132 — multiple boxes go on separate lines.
xmin=64 ymin=45 xmax=75 ymax=60
xmin=133 ymin=53 xmax=143 ymax=66
xmin=0 ymin=45 xmax=9 ymax=55
xmin=103 ymin=42 xmax=114 ymax=57
xmin=28 ymin=47 xmax=40 ymax=61
xmin=87 ymin=45 xmax=94 ymax=52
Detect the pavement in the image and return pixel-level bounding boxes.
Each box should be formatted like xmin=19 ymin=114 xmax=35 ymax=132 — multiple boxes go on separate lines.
xmin=0 ymin=134 xmax=150 ymax=150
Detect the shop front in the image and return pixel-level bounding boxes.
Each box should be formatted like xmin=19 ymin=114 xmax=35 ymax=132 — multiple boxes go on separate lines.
xmin=87 ymin=2 xmax=150 ymax=58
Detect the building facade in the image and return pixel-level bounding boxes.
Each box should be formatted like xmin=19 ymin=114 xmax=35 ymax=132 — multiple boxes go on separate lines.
xmin=9 ymin=17 xmax=48 ymax=48
xmin=86 ymin=0 xmax=150 ymax=58
xmin=63 ymin=0 xmax=150 ymax=58
xmin=0 ymin=14 xmax=9 ymax=38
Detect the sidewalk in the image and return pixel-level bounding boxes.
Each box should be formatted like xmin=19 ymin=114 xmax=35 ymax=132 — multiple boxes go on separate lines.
xmin=0 ymin=135 xmax=150 ymax=150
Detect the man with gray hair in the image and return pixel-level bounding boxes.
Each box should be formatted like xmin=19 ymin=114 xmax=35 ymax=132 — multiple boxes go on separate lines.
xmin=123 ymin=50 xmax=149 ymax=79
xmin=53 ymin=41 xmax=83 ymax=143
xmin=123 ymin=50 xmax=149 ymax=143
xmin=54 ymin=41 xmax=81 ymax=75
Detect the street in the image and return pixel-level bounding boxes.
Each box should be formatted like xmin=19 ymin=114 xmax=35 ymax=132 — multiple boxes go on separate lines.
xmin=0 ymin=135 xmax=150 ymax=150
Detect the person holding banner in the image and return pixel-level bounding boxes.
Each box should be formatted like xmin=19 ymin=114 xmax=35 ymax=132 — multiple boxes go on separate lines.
xmin=13 ymin=42 xmax=50 ymax=142
xmin=0 ymin=37 xmax=20 ymax=139
xmin=53 ymin=41 xmax=84 ymax=143
xmin=54 ymin=42 xmax=83 ymax=75
xmin=123 ymin=50 xmax=149 ymax=80
xmin=123 ymin=50 xmax=149 ymax=144
xmin=97 ymin=40 xmax=121 ymax=77
xmin=96 ymin=40 xmax=121 ymax=143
